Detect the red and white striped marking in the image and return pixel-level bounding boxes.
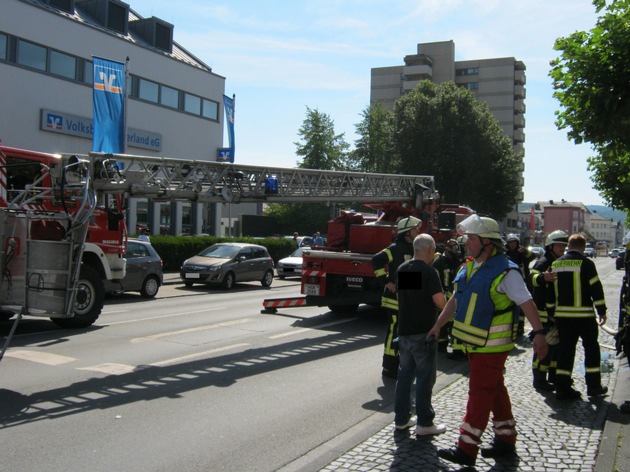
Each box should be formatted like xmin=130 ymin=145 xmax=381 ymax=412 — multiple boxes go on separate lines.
xmin=262 ymin=298 xmax=308 ymax=309
xmin=302 ymin=269 xmax=326 ymax=278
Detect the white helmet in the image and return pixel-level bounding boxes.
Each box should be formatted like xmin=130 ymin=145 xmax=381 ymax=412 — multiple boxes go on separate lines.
xmin=545 ymin=230 xmax=568 ymax=247
xmin=397 ymin=216 xmax=422 ymax=234
xmin=457 ymin=215 xmax=502 ymax=240
xmin=506 ymin=233 xmax=520 ymax=243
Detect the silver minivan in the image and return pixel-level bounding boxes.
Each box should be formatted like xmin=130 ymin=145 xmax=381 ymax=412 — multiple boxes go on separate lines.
xmin=180 ymin=243 xmax=274 ymax=289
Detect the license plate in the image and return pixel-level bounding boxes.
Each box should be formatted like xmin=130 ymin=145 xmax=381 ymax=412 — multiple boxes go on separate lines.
xmin=304 ymin=284 xmax=320 ymax=296
xmin=185 ymin=273 xmax=200 ymax=279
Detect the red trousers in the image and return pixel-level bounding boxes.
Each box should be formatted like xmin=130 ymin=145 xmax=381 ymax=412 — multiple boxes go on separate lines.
xmin=458 ymin=351 xmax=517 ymax=458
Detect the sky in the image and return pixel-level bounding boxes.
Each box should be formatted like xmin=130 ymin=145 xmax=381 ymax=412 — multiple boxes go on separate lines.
xmin=129 ymin=0 xmax=605 ymax=205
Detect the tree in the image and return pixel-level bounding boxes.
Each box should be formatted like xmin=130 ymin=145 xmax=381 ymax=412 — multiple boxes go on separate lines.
xmin=349 ymin=103 xmax=398 ymax=173
xmin=550 ymin=0 xmax=630 ymax=210
xmin=391 ymin=80 xmax=522 ymax=219
xmin=263 ymin=202 xmax=331 ymax=236
xmin=294 ymin=106 xmax=349 ymax=170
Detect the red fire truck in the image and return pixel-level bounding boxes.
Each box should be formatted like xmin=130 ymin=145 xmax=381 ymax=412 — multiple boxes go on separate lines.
xmin=262 ymin=181 xmax=473 ymax=314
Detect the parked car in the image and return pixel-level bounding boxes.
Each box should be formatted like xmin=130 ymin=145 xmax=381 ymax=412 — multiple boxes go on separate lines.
xmin=180 ymin=242 xmax=274 ymax=289
xmin=609 ymin=248 xmax=622 ymax=258
xmin=276 ymin=247 xmax=308 ymax=279
xmin=616 ymin=255 xmax=625 ymax=270
xmin=285 ymin=235 xmax=313 ymax=247
xmin=584 ymin=246 xmax=597 ymax=258
xmin=104 ymin=239 xmax=163 ymax=298
xmin=528 ymin=246 xmax=545 ymax=259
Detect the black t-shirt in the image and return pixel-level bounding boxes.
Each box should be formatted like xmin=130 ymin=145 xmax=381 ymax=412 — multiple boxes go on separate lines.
xmin=395 ymin=259 xmax=443 ymax=335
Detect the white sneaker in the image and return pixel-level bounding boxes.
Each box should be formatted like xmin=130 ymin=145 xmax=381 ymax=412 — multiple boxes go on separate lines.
xmin=415 ymin=423 xmax=446 ymax=436
xmin=395 ymin=417 xmax=417 ymax=430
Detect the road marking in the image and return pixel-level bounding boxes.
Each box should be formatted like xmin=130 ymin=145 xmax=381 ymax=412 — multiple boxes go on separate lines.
xmin=268 ymin=317 xmax=358 ymax=339
xmin=77 ymin=363 xmax=137 ymax=375
xmin=148 ymin=343 xmax=250 ymax=367
xmin=4 ymin=350 xmax=75 ymax=365
xmin=104 ymin=307 xmax=227 ymax=325
xmin=130 ymin=317 xmax=256 ymax=343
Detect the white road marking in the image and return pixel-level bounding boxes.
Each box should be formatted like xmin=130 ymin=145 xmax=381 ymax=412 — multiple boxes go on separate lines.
xmin=4 ymin=350 xmax=75 ymax=365
xmin=130 ymin=317 xmax=256 ymax=343
xmin=77 ymin=363 xmax=137 ymax=375
xmin=104 ymin=307 xmax=227 ymax=326
xmin=268 ymin=317 xmax=358 ymax=339
xmin=148 ymin=343 xmax=250 ymax=367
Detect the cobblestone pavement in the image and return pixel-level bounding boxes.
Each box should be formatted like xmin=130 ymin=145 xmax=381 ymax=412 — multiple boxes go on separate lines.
xmin=320 ymin=311 xmax=620 ymax=472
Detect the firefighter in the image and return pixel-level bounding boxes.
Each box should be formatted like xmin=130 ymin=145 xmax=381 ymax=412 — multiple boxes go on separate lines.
xmin=547 ymin=233 xmax=608 ymax=400
xmin=372 ymin=215 xmax=422 ymax=378
xmin=528 ymin=230 xmax=568 ymax=391
xmin=432 ymin=239 xmax=464 ymax=355
xmin=505 ymin=233 xmax=536 ymax=336
xmin=428 ymin=215 xmax=547 ymax=467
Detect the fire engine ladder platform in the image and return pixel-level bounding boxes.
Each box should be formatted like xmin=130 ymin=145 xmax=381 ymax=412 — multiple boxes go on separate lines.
xmin=77 ymin=152 xmax=436 ymax=204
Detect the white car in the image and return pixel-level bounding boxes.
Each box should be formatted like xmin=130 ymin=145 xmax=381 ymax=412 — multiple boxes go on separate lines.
xmin=276 ymin=247 xmax=308 ymax=279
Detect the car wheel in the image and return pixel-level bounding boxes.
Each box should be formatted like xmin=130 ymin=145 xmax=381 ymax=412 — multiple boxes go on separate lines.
xmin=222 ymin=272 xmax=235 ymax=290
xmin=261 ymin=270 xmax=274 ymax=287
xmin=279 ymin=275 xmax=285 ymax=280
xmin=328 ymin=304 xmax=359 ymax=314
xmin=184 ymin=282 xmax=194 ymax=288
xmin=140 ymin=275 xmax=160 ymax=298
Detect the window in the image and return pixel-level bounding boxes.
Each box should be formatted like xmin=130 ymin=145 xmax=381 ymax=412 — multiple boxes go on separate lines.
xmin=161 ymin=85 xmax=179 ymax=108
xmin=456 ymin=67 xmax=479 ymax=76
xmin=0 ymin=33 xmax=7 ymax=60
xmin=184 ymin=93 xmax=201 ymax=114
xmin=84 ymin=60 xmax=93 ymax=84
xmin=17 ymin=39 xmax=46 ymax=71
xmin=49 ymin=50 xmax=76 ymax=79
xmin=139 ymin=78 xmax=159 ymax=103
xmin=202 ymin=99 xmax=218 ymax=120
xmin=466 ymin=82 xmax=479 ymax=90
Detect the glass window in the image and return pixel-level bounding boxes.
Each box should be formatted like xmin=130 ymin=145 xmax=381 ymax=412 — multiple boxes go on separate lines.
xmin=0 ymin=34 xmax=7 ymax=60
xmin=50 ymin=50 xmax=76 ymax=79
xmin=17 ymin=39 xmax=46 ymax=71
xmin=184 ymin=93 xmax=201 ymax=114
xmin=202 ymin=99 xmax=218 ymax=120
xmin=161 ymin=85 xmax=179 ymax=108
xmin=139 ymin=78 xmax=159 ymax=103
xmin=84 ymin=60 xmax=93 ymax=84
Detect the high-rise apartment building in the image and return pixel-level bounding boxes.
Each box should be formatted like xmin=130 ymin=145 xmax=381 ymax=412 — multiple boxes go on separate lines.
xmin=371 ymin=40 xmax=526 ymax=201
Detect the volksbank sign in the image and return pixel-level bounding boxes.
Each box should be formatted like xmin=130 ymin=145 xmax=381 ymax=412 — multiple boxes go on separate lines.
xmin=40 ymin=109 xmax=162 ymax=151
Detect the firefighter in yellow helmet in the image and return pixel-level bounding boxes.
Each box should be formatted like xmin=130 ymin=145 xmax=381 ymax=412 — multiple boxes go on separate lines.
xmin=427 ymin=215 xmax=548 ymax=467
xmin=372 ymin=215 xmax=423 ymax=378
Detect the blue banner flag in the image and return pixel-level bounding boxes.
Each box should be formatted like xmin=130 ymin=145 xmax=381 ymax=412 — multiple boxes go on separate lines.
xmin=223 ymin=94 xmax=235 ymax=163
xmin=92 ymin=57 xmax=125 ymax=153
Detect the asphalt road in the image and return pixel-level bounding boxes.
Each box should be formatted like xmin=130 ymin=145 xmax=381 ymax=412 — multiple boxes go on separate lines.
xmin=0 ymin=257 xmax=622 ymax=472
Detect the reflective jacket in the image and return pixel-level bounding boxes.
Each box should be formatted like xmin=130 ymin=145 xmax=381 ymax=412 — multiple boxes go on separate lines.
xmin=547 ymin=250 xmax=606 ymax=319
xmin=528 ymin=249 xmax=556 ymax=323
xmin=452 ymin=254 xmax=518 ymax=353
xmin=372 ymin=235 xmax=413 ymax=310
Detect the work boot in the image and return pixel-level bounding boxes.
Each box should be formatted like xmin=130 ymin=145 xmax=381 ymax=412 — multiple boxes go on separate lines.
xmin=480 ymin=439 xmax=517 ymax=458
xmin=587 ymin=386 xmax=608 ymax=397
xmin=556 ymin=387 xmax=581 ymax=400
xmin=533 ymin=371 xmax=555 ymax=391
xmin=438 ymin=447 xmax=476 ymax=466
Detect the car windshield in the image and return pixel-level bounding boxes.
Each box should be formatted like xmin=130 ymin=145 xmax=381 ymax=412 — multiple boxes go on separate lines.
xmin=198 ymin=245 xmax=240 ymax=259
xmin=290 ymin=247 xmax=306 ymax=257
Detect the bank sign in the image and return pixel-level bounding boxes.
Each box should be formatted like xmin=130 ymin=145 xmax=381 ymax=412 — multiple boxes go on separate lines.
xmin=40 ymin=109 xmax=162 ymax=152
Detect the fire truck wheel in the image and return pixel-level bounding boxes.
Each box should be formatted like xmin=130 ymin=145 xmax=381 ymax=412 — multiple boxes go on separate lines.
xmin=328 ymin=304 xmax=359 ymax=314
xmin=222 ymin=272 xmax=235 ymax=290
xmin=52 ymin=265 xmax=104 ymax=328
xmin=261 ymin=270 xmax=274 ymax=287
xmin=140 ymin=275 xmax=160 ymax=299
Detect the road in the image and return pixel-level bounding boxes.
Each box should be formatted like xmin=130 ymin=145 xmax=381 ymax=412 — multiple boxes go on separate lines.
xmin=0 ymin=257 xmax=623 ymax=472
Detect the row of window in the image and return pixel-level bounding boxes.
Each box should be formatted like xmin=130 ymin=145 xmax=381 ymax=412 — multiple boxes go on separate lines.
xmin=0 ymin=31 xmax=219 ymax=121
xmin=456 ymin=67 xmax=479 ymax=76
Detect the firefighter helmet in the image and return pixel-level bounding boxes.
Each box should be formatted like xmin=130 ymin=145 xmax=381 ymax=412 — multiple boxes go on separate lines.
xmin=456 ymin=215 xmax=502 ymax=240
xmin=397 ymin=216 xmax=422 ymax=234
xmin=545 ymin=230 xmax=569 ymax=247
xmin=506 ymin=233 xmax=520 ymax=243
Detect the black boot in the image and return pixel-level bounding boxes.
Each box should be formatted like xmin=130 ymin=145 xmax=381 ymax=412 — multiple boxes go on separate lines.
xmin=480 ymin=439 xmax=517 ymax=458
xmin=533 ymin=370 xmax=555 ymax=391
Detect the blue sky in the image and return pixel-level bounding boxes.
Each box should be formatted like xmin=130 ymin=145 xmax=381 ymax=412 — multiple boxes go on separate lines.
xmin=129 ymin=0 xmax=604 ymax=205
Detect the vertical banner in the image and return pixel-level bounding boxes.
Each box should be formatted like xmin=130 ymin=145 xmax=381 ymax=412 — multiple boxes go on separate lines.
xmin=220 ymin=94 xmax=235 ymax=163
xmin=92 ymin=56 xmax=125 ymax=153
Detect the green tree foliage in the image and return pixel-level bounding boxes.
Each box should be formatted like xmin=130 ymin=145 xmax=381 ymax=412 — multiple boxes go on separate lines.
xmin=390 ymin=80 xmax=521 ymax=219
xmin=349 ymin=103 xmax=398 ymax=173
xmin=294 ymin=106 xmax=350 ymax=170
xmin=550 ymin=0 xmax=630 ymax=210
xmin=263 ymin=202 xmax=332 ymax=236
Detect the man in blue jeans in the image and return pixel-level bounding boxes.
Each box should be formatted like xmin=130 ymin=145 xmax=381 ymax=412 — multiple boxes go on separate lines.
xmin=394 ymin=233 xmax=447 ymax=436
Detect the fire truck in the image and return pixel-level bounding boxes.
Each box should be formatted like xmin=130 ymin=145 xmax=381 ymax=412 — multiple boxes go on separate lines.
xmin=261 ymin=179 xmax=474 ymax=314
xmin=0 ymin=145 xmax=472 ymax=336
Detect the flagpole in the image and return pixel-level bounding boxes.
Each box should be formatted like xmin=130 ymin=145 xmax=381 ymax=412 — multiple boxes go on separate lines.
xmin=124 ymin=56 xmax=129 ymax=153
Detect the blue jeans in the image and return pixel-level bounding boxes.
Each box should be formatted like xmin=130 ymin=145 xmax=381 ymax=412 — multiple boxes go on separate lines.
xmin=394 ymin=334 xmax=437 ymax=427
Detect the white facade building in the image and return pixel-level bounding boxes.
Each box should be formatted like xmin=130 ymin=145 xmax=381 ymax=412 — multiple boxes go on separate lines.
xmin=1 ymin=0 xmax=259 ymax=236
